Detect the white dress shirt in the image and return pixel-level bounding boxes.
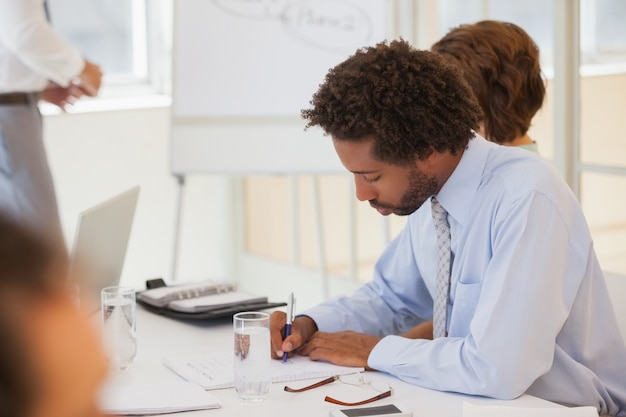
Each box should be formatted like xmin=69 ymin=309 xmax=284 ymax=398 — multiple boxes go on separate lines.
xmin=0 ymin=0 xmax=84 ymax=93
xmin=302 ymin=136 xmax=626 ymax=416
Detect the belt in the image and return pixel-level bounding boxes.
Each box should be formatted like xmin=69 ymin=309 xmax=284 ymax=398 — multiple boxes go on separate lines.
xmin=0 ymin=92 xmax=37 ymax=106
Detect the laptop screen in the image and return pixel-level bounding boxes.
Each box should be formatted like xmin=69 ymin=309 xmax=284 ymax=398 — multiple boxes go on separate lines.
xmin=69 ymin=186 xmax=139 ymax=312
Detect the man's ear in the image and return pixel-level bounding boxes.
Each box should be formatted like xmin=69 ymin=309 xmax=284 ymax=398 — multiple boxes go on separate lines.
xmin=415 ymin=148 xmax=449 ymax=176
xmin=415 ymin=147 xmax=437 ymax=164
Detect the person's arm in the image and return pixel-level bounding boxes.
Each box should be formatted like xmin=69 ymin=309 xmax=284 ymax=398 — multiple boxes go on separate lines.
xmin=42 ymin=59 xmax=102 ymax=110
xmin=73 ymin=59 xmax=102 ymax=96
xmin=0 ymin=0 xmax=88 ymax=88
xmin=270 ymin=210 xmax=434 ymax=362
xmin=302 ymin=212 xmax=434 ymax=338
xmin=270 ymin=311 xmax=384 ymax=370
xmin=368 ymin=191 xmax=588 ymax=399
xmin=277 ymin=214 xmax=433 ymax=367
xmin=401 ymin=321 xmax=433 ymax=340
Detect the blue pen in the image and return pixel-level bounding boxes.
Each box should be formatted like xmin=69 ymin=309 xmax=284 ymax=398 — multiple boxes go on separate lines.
xmin=282 ymin=292 xmax=296 ymax=362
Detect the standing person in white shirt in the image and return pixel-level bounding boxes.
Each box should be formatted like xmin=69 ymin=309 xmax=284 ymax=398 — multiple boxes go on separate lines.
xmin=0 ymin=0 xmax=103 ymax=251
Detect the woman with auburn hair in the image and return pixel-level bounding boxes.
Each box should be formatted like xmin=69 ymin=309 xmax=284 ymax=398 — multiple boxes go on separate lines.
xmin=431 ymin=20 xmax=546 ymax=151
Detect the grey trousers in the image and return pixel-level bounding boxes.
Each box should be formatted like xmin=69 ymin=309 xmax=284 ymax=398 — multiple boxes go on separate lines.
xmin=0 ymin=95 xmax=65 ymax=251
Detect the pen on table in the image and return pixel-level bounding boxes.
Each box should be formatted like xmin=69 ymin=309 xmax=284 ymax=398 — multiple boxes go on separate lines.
xmin=282 ymin=292 xmax=296 ymax=363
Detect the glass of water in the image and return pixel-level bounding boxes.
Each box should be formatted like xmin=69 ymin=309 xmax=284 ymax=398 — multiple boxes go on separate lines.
xmin=233 ymin=311 xmax=271 ymax=401
xmin=101 ymin=286 xmax=137 ymax=370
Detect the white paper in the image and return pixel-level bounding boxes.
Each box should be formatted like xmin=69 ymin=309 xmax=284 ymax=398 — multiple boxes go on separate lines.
xmin=163 ymin=351 xmax=364 ymax=390
xmin=100 ymin=381 xmax=221 ymax=415
xmin=463 ymin=401 xmax=598 ymax=417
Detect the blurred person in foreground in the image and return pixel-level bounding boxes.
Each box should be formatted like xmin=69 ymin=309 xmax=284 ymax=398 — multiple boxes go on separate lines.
xmin=0 ymin=214 xmax=108 ymax=417
xmin=269 ymin=39 xmax=626 ymax=416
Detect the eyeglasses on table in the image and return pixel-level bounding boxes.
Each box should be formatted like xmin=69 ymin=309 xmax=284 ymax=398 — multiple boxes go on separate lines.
xmin=284 ymin=372 xmax=393 ymax=406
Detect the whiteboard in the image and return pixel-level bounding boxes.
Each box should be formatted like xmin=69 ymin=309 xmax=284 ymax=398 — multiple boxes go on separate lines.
xmin=170 ymin=0 xmax=386 ymax=174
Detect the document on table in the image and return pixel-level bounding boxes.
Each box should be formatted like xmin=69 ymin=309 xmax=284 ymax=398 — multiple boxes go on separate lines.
xmin=99 ymin=381 xmax=221 ymax=415
xmin=163 ymin=351 xmax=365 ymax=390
xmin=463 ymin=402 xmax=598 ymax=417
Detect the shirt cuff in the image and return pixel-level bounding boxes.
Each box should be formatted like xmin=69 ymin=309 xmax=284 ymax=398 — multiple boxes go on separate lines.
xmin=53 ymin=53 xmax=85 ymax=87
xmin=368 ymin=334 xmax=419 ymax=372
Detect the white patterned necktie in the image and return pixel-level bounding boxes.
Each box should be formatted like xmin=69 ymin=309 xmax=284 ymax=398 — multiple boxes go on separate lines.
xmin=431 ymin=196 xmax=451 ymax=338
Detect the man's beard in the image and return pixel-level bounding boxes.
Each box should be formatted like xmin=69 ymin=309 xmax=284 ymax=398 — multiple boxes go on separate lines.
xmin=370 ymin=167 xmax=439 ymax=216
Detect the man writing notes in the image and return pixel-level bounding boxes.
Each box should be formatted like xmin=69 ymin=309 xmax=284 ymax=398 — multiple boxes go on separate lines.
xmin=0 ymin=0 xmax=102 ymax=250
xmin=269 ymin=39 xmax=626 ymax=416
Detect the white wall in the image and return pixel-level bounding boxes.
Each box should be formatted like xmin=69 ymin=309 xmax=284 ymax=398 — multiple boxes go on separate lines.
xmin=43 ymin=100 xmax=234 ymax=291
xmin=43 ymin=100 xmax=363 ymax=310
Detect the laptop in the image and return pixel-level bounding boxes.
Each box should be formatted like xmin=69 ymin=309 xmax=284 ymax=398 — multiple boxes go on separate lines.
xmin=68 ymin=186 xmax=140 ymax=312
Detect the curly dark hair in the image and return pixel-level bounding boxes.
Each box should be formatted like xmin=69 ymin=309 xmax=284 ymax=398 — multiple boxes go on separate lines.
xmin=302 ymin=38 xmax=481 ymax=165
xmin=431 ymin=20 xmax=546 ymax=144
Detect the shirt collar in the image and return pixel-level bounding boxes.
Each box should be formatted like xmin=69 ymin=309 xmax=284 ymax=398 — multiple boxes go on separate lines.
xmin=434 ymin=135 xmax=493 ymax=226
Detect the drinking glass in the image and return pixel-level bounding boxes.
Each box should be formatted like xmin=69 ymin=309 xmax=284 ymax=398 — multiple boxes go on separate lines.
xmin=233 ymin=311 xmax=271 ymax=401
xmin=101 ymin=286 xmax=137 ymax=370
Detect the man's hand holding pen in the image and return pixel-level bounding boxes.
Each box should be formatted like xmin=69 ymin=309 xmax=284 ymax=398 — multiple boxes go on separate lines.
xmin=270 ymin=311 xmax=318 ymax=360
xmin=270 ymin=306 xmax=380 ymax=370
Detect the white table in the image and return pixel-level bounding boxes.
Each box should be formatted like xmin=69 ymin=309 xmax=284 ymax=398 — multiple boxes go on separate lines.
xmin=104 ymin=305 xmax=563 ymax=417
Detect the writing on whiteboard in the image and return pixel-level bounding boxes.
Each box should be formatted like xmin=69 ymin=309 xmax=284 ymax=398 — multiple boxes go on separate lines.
xmin=172 ymin=0 xmax=384 ymax=117
xmin=212 ymin=0 xmax=376 ymax=52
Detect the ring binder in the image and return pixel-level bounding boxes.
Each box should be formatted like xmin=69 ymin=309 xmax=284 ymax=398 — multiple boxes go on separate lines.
xmin=137 ymin=280 xmax=237 ymax=308
xmin=137 ymin=279 xmax=286 ymax=320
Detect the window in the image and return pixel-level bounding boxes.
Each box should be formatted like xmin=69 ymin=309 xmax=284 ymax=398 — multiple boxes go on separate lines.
xmin=47 ymin=0 xmax=171 ymax=95
xmin=438 ymin=0 xmax=626 ymax=71
xmin=438 ymin=0 xmax=553 ymax=66
xmin=583 ymin=0 xmax=626 ymax=65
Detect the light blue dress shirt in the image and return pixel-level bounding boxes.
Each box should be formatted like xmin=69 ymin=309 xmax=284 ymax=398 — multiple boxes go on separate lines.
xmin=302 ymin=136 xmax=626 ymax=416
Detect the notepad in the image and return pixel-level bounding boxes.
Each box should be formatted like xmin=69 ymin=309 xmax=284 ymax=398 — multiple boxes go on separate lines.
xmin=99 ymin=381 xmax=221 ymax=415
xmin=163 ymin=351 xmax=364 ymax=390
